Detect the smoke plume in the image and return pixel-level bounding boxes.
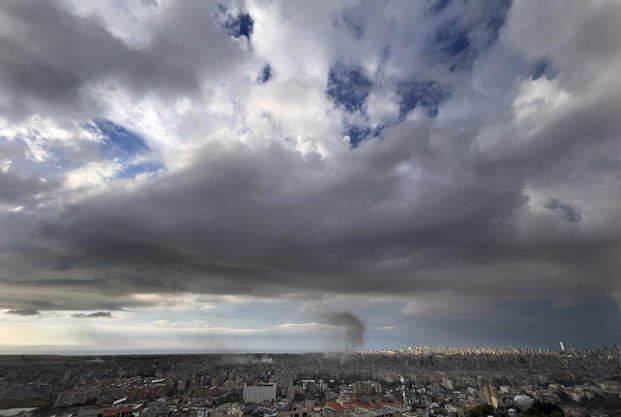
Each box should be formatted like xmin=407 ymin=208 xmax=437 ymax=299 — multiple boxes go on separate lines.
xmin=323 ymin=311 xmax=366 ymax=348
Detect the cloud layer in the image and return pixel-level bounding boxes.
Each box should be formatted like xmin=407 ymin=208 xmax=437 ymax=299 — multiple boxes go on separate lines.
xmin=0 ymin=0 xmax=620 ymax=349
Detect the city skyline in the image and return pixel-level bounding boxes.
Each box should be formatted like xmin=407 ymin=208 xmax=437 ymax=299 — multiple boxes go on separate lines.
xmin=1 ymin=0 xmax=621 ymax=352
xmin=2 ymin=348 xmax=620 ymax=416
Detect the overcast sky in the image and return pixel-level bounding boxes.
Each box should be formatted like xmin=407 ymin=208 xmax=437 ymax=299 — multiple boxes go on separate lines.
xmin=1 ymin=0 xmax=621 ymax=353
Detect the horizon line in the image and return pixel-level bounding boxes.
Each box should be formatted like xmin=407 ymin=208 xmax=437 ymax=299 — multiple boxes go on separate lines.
xmin=1 ymin=344 xmax=617 ymax=357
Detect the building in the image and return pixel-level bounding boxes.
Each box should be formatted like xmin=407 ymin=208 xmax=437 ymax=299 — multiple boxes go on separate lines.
xmin=77 ymin=408 xmax=104 ymax=417
xmin=102 ymin=405 xmax=135 ymax=417
xmin=55 ymin=389 xmax=91 ymax=407
xmin=211 ymin=403 xmax=243 ymax=417
xmin=0 ymin=408 xmax=37 ymax=417
xmin=274 ymin=374 xmax=294 ymax=399
xmin=481 ymin=385 xmax=497 ymax=408
xmin=274 ymin=373 xmax=293 ymax=390
xmin=352 ymin=381 xmax=382 ymax=394
xmin=276 ymin=405 xmax=310 ymax=417
xmin=242 ymin=383 xmax=277 ymax=403
xmin=441 ymin=377 xmax=454 ymax=391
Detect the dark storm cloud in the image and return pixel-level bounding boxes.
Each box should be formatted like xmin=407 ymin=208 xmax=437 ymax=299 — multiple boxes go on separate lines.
xmin=3 ymin=111 xmax=617 ymax=312
xmin=16 ymin=128 xmax=519 ymax=298
xmin=5 ymin=308 xmax=40 ymax=316
xmin=413 ymin=295 xmax=621 ymax=348
xmin=0 ymin=172 xmax=55 ymax=204
xmin=71 ymin=311 xmax=113 ymax=319
xmin=0 ymin=0 xmax=242 ymax=121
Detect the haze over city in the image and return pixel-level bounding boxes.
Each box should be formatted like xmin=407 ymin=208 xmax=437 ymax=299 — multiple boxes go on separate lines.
xmin=1 ymin=0 xmax=621 ymax=354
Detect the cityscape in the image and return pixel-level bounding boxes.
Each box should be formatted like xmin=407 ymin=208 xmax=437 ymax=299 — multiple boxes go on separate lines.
xmin=1 ymin=346 xmax=621 ymax=417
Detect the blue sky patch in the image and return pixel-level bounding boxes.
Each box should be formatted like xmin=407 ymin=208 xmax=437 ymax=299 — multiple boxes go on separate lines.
xmin=94 ymin=119 xmax=150 ymax=158
xmin=546 ymin=198 xmax=582 ymax=223
xmin=117 ymin=160 xmax=164 ymax=178
xmin=426 ymin=0 xmax=452 ymax=15
xmin=345 ymin=123 xmax=387 ymax=147
xmin=344 ymin=125 xmax=371 ymax=147
xmin=215 ymin=5 xmax=254 ymax=39
xmin=237 ymin=13 xmax=254 ymax=38
xmin=428 ymin=20 xmax=474 ymax=71
xmin=397 ymin=80 xmax=449 ymax=119
xmin=426 ymin=0 xmax=512 ymax=71
xmin=326 ymin=64 xmax=373 ymax=112
xmin=531 ymin=58 xmax=556 ymax=80
xmin=258 ymin=64 xmax=271 ymax=84
xmin=79 ymin=119 xmax=162 ymax=180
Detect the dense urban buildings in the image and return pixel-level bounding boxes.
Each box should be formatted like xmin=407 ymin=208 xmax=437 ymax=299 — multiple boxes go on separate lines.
xmin=1 ymin=347 xmax=620 ymax=417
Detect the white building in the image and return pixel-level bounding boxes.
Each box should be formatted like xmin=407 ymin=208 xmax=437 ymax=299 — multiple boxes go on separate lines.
xmin=441 ymin=377 xmax=453 ymax=391
xmin=0 ymin=408 xmax=37 ymax=417
xmin=243 ymin=383 xmax=276 ymax=403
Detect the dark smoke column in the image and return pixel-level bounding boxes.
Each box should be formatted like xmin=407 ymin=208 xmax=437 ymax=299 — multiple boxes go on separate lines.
xmin=324 ymin=311 xmax=366 ymax=349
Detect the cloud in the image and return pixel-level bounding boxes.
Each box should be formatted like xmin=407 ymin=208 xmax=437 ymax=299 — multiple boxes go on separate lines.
xmin=0 ymin=0 xmax=243 ymax=123
xmin=0 ymin=172 xmax=54 ymax=204
xmin=5 ymin=308 xmax=40 ymax=316
xmin=0 ymin=0 xmax=621 ymax=348
xmin=71 ymin=311 xmax=114 ymax=319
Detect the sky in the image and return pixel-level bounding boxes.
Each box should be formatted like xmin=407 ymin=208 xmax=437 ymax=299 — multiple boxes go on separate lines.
xmin=0 ymin=0 xmax=621 ymax=353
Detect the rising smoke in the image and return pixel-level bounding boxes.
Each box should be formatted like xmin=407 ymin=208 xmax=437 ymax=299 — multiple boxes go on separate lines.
xmin=323 ymin=311 xmax=366 ymax=349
